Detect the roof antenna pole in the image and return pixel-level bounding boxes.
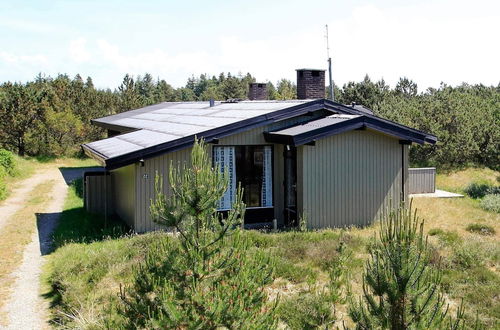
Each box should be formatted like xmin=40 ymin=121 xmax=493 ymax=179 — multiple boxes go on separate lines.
xmin=325 ymin=24 xmax=335 ymax=101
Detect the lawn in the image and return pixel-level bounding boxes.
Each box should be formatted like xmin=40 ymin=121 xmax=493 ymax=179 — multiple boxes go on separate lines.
xmin=43 ymin=167 xmax=500 ymax=329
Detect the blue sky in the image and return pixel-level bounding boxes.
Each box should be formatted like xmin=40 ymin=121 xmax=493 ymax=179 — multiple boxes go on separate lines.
xmin=1 ymin=0 xmax=499 ymax=90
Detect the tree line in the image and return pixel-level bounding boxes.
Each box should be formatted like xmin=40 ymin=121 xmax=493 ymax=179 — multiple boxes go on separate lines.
xmin=0 ymin=72 xmax=498 ymax=169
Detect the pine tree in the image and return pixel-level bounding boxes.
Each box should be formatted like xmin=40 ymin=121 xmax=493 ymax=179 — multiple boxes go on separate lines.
xmin=120 ymin=138 xmax=276 ymax=328
xmin=349 ymin=203 xmax=466 ymax=329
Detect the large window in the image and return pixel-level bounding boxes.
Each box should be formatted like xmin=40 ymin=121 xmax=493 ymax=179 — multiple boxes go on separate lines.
xmin=213 ymin=145 xmax=273 ymax=210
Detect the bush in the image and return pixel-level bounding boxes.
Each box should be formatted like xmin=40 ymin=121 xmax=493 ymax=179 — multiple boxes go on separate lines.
xmin=0 ymin=149 xmax=16 ymax=176
xmin=0 ymin=167 xmax=6 ymax=200
xmin=277 ymin=245 xmax=349 ymax=329
xmin=464 ymin=182 xmax=492 ymax=199
xmin=480 ymin=194 xmax=500 ymax=213
xmin=466 ymin=223 xmax=496 ymax=235
xmin=278 ymin=292 xmax=336 ymax=329
xmin=428 ymin=228 xmax=461 ymax=246
xmin=120 ymin=139 xmax=276 ymax=328
xmin=349 ymin=204 xmax=463 ymax=329
xmin=452 ymin=243 xmax=484 ymax=269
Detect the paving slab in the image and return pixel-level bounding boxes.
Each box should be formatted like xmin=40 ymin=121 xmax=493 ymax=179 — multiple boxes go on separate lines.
xmin=410 ymin=189 xmax=464 ymax=198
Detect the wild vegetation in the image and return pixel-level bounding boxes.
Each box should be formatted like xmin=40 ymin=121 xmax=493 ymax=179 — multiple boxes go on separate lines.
xmin=0 ymin=149 xmax=16 ymax=199
xmin=0 ymin=73 xmax=498 ymax=168
xmin=44 ymin=145 xmax=499 ymax=329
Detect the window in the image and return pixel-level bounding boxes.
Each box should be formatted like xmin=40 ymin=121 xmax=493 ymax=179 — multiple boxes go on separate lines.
xmin=213 ymin=145 xmax=273 ymax=210
xmin=312 ymin=71 xmax=320 ymax=77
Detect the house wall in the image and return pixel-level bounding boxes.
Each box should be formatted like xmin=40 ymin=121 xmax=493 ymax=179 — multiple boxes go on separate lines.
xmin=298 ymin=129 xmax=409 ymax=229
xmin=111 ymin=164 xmax=136 ymax=228
xmin=84 ymin=173 xmax=113 ymax=215
xmin=133 ymin=112 xmax=328 ymax=232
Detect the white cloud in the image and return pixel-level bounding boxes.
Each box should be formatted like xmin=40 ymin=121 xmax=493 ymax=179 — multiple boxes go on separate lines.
xmin=2 ymin=1 xmax=499 ymax=90
xmin=211 ymin=2 xmax=500 ymax=89
xmin=68 ymin=38 xmax=91 ymax=63
xmin=0 ymin=51 xmax=47 ymax=65
xmin=95 ymin=39 xmax=216 ymax=85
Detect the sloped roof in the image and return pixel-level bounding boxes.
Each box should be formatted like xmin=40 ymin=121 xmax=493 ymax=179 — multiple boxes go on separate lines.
xmin=83 ymin=99 xmax=437 ymax=170
xmin=264 ymin=114 xmax=423 ymax=146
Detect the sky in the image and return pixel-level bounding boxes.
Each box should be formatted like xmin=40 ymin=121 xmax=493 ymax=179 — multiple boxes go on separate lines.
xmin=1 ymin=0 xmax=499 ymax=90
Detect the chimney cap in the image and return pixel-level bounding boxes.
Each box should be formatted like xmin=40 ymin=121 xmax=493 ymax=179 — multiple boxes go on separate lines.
xmin=296 ymin=68 xmax=326 ymax=72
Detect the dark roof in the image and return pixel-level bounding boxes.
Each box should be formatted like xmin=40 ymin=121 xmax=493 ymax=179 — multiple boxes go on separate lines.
xmin=344 ymin=104 xmax=373 ymax=115
xmin=83 ymin=99 xmax=437 ymax=170
xmin=264 ymin=114 xmax=428 ymax=146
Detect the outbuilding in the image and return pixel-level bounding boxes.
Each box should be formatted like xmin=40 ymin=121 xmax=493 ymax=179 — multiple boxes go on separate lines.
xmin=82 ymin=69 xmax=436 ymax=232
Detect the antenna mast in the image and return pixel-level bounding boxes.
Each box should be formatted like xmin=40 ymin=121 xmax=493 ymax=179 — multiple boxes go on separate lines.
xmin=325 ymin=24 xmax=335 ymax=101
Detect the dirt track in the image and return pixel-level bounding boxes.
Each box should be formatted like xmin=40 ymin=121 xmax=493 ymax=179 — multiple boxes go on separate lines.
xmin=0 ymin=167 xmax=69 ymax=329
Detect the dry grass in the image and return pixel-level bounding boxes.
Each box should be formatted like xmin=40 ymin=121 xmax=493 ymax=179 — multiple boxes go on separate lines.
xmin=436 ymin=167 xmax=499 ymax=193
xmin=416 ymin=167 xmax=500 ymax=240
xmin=413 ymin=197 xmax=500 ymax=240
xmin=0 ymin=181 xmax=54 ymax=325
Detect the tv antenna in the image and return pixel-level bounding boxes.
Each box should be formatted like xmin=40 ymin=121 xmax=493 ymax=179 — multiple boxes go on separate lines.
xmin=325 ymin=24 xmax=335 ymax=101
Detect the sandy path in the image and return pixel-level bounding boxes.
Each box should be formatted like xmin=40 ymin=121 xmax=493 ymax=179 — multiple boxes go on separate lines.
xmin=0 ymin=167 xmax=54 ymax=233
xmin=1 ymin=167 xmax=69 ymax=330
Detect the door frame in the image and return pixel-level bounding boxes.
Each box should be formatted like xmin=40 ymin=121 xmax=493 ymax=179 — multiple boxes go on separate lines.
xmin=283 ymin=145 xmax=298 ymax=227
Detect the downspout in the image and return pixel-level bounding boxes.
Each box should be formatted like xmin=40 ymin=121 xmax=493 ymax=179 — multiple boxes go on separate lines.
xmin=401 ymin=144 xmax=405 ymax=203
xmin=399 ymin=140 xmax=410 ymax=205
xmin=104 ymin=171 xmax=108 ymax=228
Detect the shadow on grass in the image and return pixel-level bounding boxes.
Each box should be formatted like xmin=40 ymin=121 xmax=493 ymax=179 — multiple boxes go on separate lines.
xmin=51 ymin=167 xmax=130 ymax=252
xmin=51 ymin=207 xmax=129 ymax=252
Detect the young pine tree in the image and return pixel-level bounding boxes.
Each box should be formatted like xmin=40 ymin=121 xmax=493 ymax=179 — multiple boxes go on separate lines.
xmin=349 ymin=203 xmax=466 ymax=330
xmin=119 ymin=138 xmax=276 ymax=329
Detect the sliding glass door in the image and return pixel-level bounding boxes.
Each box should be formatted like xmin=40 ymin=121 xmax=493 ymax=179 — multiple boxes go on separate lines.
xmin=213 ymin=145 xmax=273 ymax=223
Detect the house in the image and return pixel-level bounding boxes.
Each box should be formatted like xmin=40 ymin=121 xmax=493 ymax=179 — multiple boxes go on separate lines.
xmin=82 ymin=69 xmax=437 ymax=232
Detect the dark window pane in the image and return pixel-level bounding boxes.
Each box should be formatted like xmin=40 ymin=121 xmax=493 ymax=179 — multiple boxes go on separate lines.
xmin=236 ymin=146 xmax=265 ymax=207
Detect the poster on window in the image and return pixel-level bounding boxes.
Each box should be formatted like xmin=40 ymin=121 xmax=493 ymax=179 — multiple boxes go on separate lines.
xmin=214 ymin=146 xmax=235 ymax=210
xmin=261 ymin=146 xmax=273 ymax=207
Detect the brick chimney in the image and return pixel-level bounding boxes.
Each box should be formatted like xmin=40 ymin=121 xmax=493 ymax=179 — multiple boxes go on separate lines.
xmin=248 ymin=83 xmax=268 ymax=100
xmin=296 ymin=69 xmax=326 ymax=99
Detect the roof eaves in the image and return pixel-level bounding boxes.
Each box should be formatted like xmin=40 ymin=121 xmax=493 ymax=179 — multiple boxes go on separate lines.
xmin=81 ymin=144 xmax=108 ymax=166
xmin=323 ymin=100 xmax=437 ymax=144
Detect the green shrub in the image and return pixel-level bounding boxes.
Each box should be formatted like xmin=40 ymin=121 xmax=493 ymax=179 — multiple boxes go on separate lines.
xmin=428 ymin=228 xmax=461 ymax=246
xmin=452 ymin=243 xmax=484 ymax=269
xmin=272 ymin=256 xmax=317 ymax=283
xmin=480 ymin=194 xmax=500 ymax=213
xmin=120 ymin=139 xmax=276 ymax=328
xmin=0 ymin=167 xmax=7 ymax=200
xmin=464 ymin=182 xmax=492 ymax=199
xmin=466 ymin=223 xmax=496 ymax=235
xmin=0 ymin=149 xmax=16 ymax=176
xmin=278 ymin=292 xmax=336 ymax=329
xmin=428 ymin=228 xmax=444 ymax=236
xmin=349 ymin=205 xmax=463 ymax=329
xmin=277 ymin=245 xmax=349 ymax=329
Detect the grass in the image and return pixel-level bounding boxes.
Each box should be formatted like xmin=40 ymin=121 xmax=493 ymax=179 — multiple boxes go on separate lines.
xmin=43 ymin=167 xmax=500 ymax=328
xmin=0 ymin=155 xmax=98 ymax=203
xmin=466 ymin=223 xmax=496 ymax=236
xmin=436 ymin=167 xmax=499 ymax=193
xmin=51 ymin=178 xmax=128 ymax=251
xmin=0 ymin=181 xmax=54 ymax=325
